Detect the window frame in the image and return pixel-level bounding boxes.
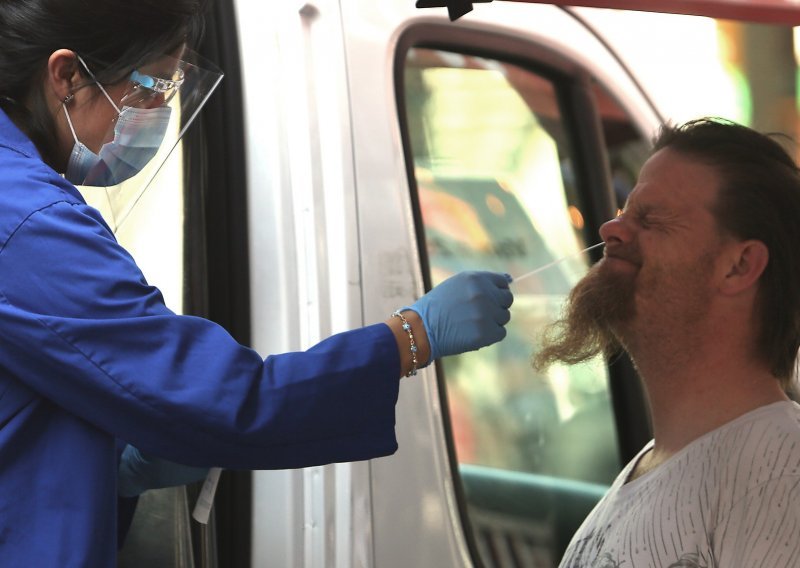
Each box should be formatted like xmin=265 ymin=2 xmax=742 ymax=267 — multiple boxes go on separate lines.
xmin=182 ymin=0 xmax=252 ymax=565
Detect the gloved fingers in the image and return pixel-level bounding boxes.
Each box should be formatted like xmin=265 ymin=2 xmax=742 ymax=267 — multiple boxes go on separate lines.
xmin=468 ymin=287 xmax=513 ymax=322
xmin=492 ymin=286 xmax=514 ymax=310
xmin=471 ymin=270 xmax=512 ymax=288
xmin=494 ymin=306 xmax=511 ymax=326
xmin=468 ymin=270 xmax=511 ymax=288
xmin=478 ymin=321 xmax=508 ymax=348
xmin=470 ymin=271 xmax=514 ymax=308
xmin=492 ymin=322 xmax=509 ymax=343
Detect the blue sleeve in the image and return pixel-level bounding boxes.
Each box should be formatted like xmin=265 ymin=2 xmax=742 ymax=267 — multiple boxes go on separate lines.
xmin=0 ymin=201 xmax=401 ymax=469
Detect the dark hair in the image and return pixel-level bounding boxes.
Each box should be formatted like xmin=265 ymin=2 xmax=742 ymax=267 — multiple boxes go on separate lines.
xmin=653 ymin=118 xmax=800 ymax=385
xmin=0 ymin=0 xmax=206 ymax=166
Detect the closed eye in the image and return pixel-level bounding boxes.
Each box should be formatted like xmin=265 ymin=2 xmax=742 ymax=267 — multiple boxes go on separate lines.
xmin=627 ymin=202 xmax=671 ymax=231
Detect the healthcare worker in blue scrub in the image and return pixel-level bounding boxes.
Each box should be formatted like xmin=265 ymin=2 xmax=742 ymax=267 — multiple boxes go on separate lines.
xmin=0 ymin=0 xmax=513 ymax=565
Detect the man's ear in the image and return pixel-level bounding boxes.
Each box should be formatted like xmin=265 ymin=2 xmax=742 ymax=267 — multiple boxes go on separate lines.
xmin=720 ymin=239 xmax=769 ymax=296
xmin=46 ymin=49 xmax=82 ymax=103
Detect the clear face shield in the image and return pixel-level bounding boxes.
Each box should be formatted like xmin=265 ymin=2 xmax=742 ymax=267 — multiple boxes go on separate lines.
xmin=70 ymin=49 xmax=223 ymax=232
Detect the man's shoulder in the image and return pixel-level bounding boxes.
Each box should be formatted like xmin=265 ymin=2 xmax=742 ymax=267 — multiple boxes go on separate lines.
xmin=713 ymin=400 xmax=800 ymax=448
xmin=705 ymin=401 xmax=800 ymax=488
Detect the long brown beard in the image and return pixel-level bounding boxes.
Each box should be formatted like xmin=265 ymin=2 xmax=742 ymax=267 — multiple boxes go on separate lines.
xmin=533 ymin=259 xmax=636 ymax=370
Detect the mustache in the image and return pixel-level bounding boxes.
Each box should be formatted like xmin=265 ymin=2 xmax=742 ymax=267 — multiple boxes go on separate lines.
xmin=602 ymin=244 xmax=642 ymax=266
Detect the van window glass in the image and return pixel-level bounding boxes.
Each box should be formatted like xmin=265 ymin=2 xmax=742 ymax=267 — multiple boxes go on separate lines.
xmin=590 ymin=78 xmax=651 ymax=209
xmin=402 ymin=47 xmax=622 ymax=564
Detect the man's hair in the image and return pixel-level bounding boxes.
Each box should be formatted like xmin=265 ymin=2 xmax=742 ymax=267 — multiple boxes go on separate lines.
xmin=653 ymin=118 xmax=800 ymax=385
xmin=0 ymin=0 xmax=206 ymax=167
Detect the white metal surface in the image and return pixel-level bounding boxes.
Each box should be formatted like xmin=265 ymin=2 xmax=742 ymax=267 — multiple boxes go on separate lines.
xmin=237 ymin=0 xmax=368 ymax=566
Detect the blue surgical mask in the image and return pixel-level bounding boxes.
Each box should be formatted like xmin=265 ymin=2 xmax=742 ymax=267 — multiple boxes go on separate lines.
xmin=63 ymin=121 xmax=101 ymax=184
xmin=63 ymin=81 xmax=172 ymax=187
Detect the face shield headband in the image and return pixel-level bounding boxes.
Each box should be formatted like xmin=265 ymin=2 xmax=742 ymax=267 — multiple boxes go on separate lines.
xmin=65 ymin=49 xmax=223 ymax=232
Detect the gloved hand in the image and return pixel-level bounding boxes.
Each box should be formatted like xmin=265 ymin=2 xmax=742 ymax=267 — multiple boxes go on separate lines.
xmin=118 ymin=444 xmax=210 ymax=498
xmin=404 ymin=270 xmax=513 ymax=363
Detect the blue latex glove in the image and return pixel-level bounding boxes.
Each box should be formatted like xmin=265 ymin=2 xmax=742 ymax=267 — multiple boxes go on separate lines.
xmin=404 ymin=270 xmax=513 ymax=363
xmin=118 ymin=444 xmax=210 ymax=498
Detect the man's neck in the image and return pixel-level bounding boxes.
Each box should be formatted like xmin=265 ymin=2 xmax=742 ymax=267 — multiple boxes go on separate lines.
xmin=627 ymin=342 xmax=788 ymax=478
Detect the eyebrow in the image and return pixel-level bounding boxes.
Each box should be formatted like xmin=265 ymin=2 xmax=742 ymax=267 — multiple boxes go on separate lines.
xmin=623 ymin=194 xmax=669 ymax=215
xmin=626 ymin=201 xmax=653 ymax=215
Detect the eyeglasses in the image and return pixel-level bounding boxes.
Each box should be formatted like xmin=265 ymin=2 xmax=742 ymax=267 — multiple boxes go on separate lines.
xmin=122 ymin=68 xmax=185 ymax=108
xmin=76 ymin=53 xmax=185 ymax=109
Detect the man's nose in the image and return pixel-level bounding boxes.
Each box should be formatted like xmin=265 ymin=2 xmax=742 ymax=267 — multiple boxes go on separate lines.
xmin=599 ymin=214 xmax=633 ymax=245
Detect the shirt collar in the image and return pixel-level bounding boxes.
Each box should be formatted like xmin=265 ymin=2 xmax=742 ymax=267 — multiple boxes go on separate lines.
xmin=0 ymin=107 xmax=44 ymax=160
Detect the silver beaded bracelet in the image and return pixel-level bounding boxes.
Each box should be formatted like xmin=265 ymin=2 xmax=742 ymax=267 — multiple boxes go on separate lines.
xmin=391 ymin=311 xmax=418 ymax=377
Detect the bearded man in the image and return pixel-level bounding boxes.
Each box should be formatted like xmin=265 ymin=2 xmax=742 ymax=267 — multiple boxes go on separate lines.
xmin=538 ymin=118 xmax=800 ymax=568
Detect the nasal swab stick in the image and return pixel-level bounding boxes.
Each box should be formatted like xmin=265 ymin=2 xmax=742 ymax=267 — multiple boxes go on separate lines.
xmin=511 ymin=242 xmax=605 ymax=285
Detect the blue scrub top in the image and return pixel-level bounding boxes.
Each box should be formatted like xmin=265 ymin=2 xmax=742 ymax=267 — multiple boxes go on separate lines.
xmin=0 ymin=110 xmax=401 ymax=566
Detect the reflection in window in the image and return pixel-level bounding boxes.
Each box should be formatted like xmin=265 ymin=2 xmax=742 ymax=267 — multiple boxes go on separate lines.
xmin=406 ymin=46 xmax=621 ymax=481
xmin=404 ymin=47 xmax=624 ymax=565
xmin=590 ymin=78 xmax=650 ymax=209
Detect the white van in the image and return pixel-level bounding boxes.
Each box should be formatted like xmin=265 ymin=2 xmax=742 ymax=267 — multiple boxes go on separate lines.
xmin=112 ymin=1 xmax=800 ymax=566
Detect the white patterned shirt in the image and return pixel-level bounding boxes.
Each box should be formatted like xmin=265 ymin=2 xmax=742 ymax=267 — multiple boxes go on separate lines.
xmin=560 ymin=401 xmax=800 ymax=568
